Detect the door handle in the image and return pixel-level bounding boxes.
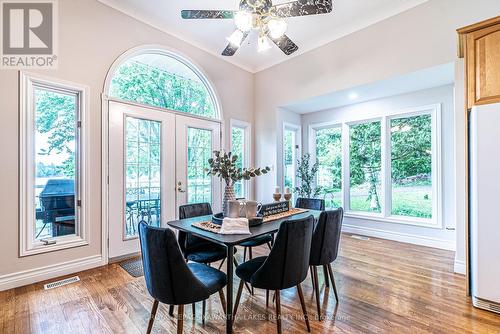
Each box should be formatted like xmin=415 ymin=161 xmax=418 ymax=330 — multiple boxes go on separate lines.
xmin=177 ymin=181 xmax=186 ymax=193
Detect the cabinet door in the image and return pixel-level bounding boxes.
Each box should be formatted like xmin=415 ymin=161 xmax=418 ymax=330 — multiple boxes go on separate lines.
xmin=466 ymin=24 xmax=500 ymax=108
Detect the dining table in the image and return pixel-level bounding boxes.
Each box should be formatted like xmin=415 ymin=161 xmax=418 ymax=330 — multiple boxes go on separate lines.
xmin=167 ymin=209 xmax=322 ymax=334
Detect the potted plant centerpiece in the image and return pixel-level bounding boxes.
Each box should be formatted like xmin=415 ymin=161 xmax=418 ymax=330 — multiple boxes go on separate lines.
xmin=207 ymin=150 xmax=270 ymax=217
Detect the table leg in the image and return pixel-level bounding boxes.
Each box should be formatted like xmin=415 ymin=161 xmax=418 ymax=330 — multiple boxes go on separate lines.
xmin=226 ymin=245 xmax=234 ymax=334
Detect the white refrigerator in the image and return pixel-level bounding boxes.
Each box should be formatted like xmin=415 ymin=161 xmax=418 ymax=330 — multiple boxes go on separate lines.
xmin=470 ymin=103 xmax=500 ymax=314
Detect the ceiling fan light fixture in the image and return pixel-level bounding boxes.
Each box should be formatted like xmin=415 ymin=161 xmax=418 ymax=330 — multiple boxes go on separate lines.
xmin=234 ymin=11 xmax=253 ymax=32
xmin=258 ymin=35 xmax=272 ymax=52
xmin=227 ymin=30 xmax=245 ymax=47
xmin=267 ymin=18 xmax=287 ymax=39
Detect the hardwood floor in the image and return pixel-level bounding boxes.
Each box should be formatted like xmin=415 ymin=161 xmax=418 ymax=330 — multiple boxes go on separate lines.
xmin=1 ymin=233 xmax=500 ymax=333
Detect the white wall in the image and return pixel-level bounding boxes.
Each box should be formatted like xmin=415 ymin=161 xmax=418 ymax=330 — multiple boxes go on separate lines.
xmin=299 ymin=85 xmax=456 ymax=250
xmin=0 ymin=0 xmax=254 ymax=290
xmin=254 ymin=0 xmax=500 ymax=271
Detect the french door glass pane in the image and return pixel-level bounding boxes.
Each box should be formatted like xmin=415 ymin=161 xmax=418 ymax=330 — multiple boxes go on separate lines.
xmin=187 ymin=128 xmax=212 ymax=204
xmin=391 ymin=114 xmax=432 ymax=218
xmin=125 ymin=117 xmax=161 ymax=238
xmin=316 ymin=127 xmax=342 ymax=208
xmin=34 ymin=88 xmax=78 ymax=240
xmin=284 ymin=129 xmax=296 ymax=190
xmin=349 ymin=121 xmax=382 ymax=213
xmin=232 ymin=127 xmax=245 ymax=198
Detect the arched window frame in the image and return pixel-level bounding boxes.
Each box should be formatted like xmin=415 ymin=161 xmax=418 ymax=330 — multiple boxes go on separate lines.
xmin=103 ymin=45 xmax=222 ymax=121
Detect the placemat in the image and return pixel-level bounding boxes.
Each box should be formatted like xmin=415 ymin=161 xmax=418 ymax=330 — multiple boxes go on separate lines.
xmin=192 ymin=208 xmax=309 ymax=234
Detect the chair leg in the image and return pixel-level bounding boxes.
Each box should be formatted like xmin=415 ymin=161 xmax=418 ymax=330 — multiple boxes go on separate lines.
xmin=243 ymin=247 xmax=247 ymax=262
xmin=169 ymin=304 xmax=174 ymax=317
xmin=275 ymin=290 xmax=282 ymax=334
xmin=233 ymin=280 xmax=245 ymax=318
xmin=310 ymin=266 xmax=316 ymax=293
xmin=234 ymin=257 xmax=252 ymax=294
xmin=323 ymin=265 xmax=330 ymax=288
xmin=266 ymin=289 xmax=270 ymax=308
xmin=312 ymin=266 xmax=321 ymax=319
xmin=202 ymin=299 xmax=206 ymax=324
xmin=146 ymin=299 xmax=159 ymax=334
xmin=177 ymin=304 xmax=184 ymax=334
xmin=218 ymin=288 xmax=227 ymax=314
xmin=192 ymin=303 xmax=196 ymax=317
xmin=218 ymin=258 xmax=225 ymax=270
xmin=297 ymin=283 xmax=310 ymax=332
xmin=249 ymin=248 xmax=254 ymax=295
xmin=328 ymin=263 xmax=339 ymax=302
xmin=266 ymin=242 xmax=272 ymax=250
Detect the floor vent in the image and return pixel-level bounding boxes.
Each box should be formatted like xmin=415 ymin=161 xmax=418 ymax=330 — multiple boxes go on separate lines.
xmin=351 ymin=235 xmax=370 ymax=241
xmin=44 ymin=276 xmax=80 ymax=290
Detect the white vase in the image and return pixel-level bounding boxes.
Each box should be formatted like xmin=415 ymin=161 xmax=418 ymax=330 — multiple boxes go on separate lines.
xmin=223 ymin=185 xmax=236 ymax=217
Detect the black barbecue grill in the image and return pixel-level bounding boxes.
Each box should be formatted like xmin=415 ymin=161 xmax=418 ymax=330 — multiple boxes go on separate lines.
xmin=37 ymin=179 xmax=76 ymax=237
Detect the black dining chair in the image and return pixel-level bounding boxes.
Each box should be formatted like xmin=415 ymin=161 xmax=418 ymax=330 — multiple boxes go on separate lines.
xmin=295 ymin=197 xmax=326 ymax=211
xmin=138 ymin=222 xmax=227 ymax=334
xmin=233 ymin=215 xmax=315 ymax=334
xmin=177 ymin=203 xmax=247 ymax=318
xmin=309 ymin=208 xmax=343 ymax=317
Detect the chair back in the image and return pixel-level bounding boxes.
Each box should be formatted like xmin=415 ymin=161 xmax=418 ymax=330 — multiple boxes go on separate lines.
xmin=138 ymin=222 xmax=209 ymax=305
xmin=295 ymin=197 xmax=325 ymax=211
xmin=178 ymin=203 xmax=213 ymax=255
xmin=251 ymin=215 xmax=314 ymax=290
xmin=310 ymin=208 xmax=343 ymax=266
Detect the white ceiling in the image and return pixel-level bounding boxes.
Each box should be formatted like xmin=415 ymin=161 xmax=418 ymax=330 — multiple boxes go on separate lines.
xmin=284 ymin=62 xmax=455 ymax=114
xmin=98 ymin=0 xmax=429 ymax=73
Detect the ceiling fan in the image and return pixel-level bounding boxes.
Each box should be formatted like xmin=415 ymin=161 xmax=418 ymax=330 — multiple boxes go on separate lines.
xmin=181 ymin=0 xmax=333 ymax=56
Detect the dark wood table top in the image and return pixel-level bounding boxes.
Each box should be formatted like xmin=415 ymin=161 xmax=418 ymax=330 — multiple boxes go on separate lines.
xmin=167 ymin=210 xmax=321 ymax=246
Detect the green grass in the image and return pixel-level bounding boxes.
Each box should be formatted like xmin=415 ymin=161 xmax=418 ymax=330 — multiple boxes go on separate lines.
xmin=323 ymin=184 xmax=432 ymax=219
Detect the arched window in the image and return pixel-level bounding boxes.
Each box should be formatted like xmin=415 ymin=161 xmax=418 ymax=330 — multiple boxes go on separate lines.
xmin=109 ymin=51 xmax=219 ymax=119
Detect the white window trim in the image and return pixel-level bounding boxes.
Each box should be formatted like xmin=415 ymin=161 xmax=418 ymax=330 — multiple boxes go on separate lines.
xmin=308 ymin=103 xmax=442 ymax=228
xmin=19 ymin=72 xmax=90 ymax=256
xmin=230 ymin=119 xmax=252 ymax=199
xmin=282 ymin=122 xmax=302 ymax=193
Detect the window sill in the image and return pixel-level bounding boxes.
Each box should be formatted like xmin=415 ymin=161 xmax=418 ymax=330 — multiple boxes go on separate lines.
xmin=344 ymin=212 xmax=442 ymax=229
xmin=20 ymin=235 xmax=89 ymax=257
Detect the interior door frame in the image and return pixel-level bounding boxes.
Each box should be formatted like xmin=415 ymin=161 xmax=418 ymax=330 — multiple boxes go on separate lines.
xmin=102 ymin=97 xmax=224 ymax=262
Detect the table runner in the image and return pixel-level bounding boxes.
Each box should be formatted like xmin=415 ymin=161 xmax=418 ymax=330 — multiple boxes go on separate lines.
xmin=192 ymin=207 xmax=309 ymax=234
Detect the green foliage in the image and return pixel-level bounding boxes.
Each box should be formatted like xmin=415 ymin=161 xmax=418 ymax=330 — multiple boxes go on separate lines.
xmin=349 ymin=121 xmax=382 ymax=211
xmin=207 ymin=150 xmax=270 ymax=186
xmin=35 ymin=89 xmax=76 ymax=178
xmin=294 ymin=153 xmax=322 ymax=198
xmin=110 ymin=60 xmax=216 ymax=119
xmin=316 ymin=127 xmax=342 ymax=192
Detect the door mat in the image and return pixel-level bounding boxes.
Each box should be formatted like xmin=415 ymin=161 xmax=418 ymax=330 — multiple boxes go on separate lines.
xmin=119 ymin=258 xmax=144 ymax=278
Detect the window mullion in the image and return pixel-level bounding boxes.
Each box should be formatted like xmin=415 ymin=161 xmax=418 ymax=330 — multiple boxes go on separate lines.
xmin=381 ymin=116 xmax=391 ymax=218
xmin=341 ymin=123 xmax=350 ymax=211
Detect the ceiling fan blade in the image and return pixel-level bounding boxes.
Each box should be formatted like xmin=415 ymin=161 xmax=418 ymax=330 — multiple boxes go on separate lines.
xmin=181 ymin=10 xmax=235 ymax=19
xmin=271 ymin=0 xmax=333 ymax=18
xmin=269 ymin=34 xmax=299 ymax=55
xmin=222 ymin=31 xmax=250 ymax=56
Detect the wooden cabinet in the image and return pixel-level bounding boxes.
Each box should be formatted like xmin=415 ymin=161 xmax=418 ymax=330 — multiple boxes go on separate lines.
xmin=458 ymin=16 xmax=500 ymax=109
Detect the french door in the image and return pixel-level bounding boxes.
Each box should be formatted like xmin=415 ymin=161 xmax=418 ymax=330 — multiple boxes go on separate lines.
xmin=108 ymin=102 xmax=221 ymax=259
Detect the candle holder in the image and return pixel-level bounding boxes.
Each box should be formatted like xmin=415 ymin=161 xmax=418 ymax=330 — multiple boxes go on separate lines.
xmin=283 ymin=193 xmax=292 ymax=204
xmin=273 ymin=193 xmax=282 ymax=202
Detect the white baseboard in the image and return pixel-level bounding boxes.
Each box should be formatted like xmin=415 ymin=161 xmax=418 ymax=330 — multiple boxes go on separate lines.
xmin=454 ymin=259 xmax=467 ymax=275
xmin=343 ymin=224 xmax=455 ymax=251
xmin=0 ymin=255 xmax=104 ymax=291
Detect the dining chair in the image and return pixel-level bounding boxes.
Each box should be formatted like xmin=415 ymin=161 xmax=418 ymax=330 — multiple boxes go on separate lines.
xmin=177 ymin=203 xmax=246 ymax=318
xmin=309 ymin=208 xmax=343 ymax=317
xmin=240 ymin=234 xmax=273 ymax=295
xmin=295 ymin=197 xmax=326 ymax=211
xmin=233 ymin=215 xmax=315 ymax=334
xmin=138 ymin=222 xmax=227 ymax=334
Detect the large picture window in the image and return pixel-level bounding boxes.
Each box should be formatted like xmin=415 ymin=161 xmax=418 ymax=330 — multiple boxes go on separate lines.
xmin=20 ymin=73 xmax=89 ymax=256
xmin=315 ymin=127 xmax=342 ymax=208
xmin=310 ymin=104 xmax=441 ymax=227
xmin=349 ymin=121 xmax=382 ymax=213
